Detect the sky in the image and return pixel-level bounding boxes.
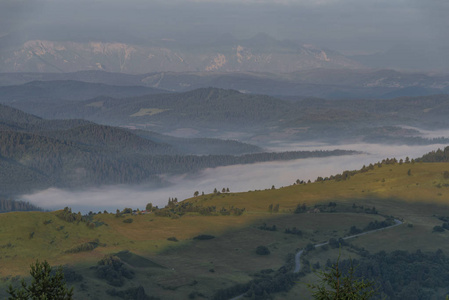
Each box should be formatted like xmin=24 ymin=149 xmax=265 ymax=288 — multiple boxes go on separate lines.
xmin=1 ymin=0 xmax=448 ymax=55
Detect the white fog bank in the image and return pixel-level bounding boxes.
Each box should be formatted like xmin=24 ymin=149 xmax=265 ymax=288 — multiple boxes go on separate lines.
xmin=20 ymin=143 xmax=448 ymax=213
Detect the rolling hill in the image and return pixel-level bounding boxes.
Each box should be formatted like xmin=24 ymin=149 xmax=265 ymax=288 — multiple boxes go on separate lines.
xmin=0 ymin=104 xmax=356 ymax=196
xmin=7 ymin=87 xmax=449 ymax=145
xmin=1 ymin=150 xmax=449 ymax=299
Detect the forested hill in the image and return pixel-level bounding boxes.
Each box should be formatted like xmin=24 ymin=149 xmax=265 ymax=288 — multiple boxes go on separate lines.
xmin=0 ymin=80 xmax=167 ymax=103
xmin=0 ymin=105 xmax=359 ymax=197
xmin=15 ymin=87 xmax=294 ymax=130
xmin=0 ymin=198 xmax=42 ymax=213
xmin=417 ymin=146 xmax=449 ymax=162
xmin=7 ymin=87 xmax=449 ymax=146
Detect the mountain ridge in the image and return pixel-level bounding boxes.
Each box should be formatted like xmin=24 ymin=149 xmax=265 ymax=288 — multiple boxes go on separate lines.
xmin=0 ymin=36 xmax=362 ymax=73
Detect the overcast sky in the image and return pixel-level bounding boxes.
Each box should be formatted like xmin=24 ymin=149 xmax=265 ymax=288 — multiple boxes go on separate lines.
xmin=1 ymin=0 xmax=448 ymax=54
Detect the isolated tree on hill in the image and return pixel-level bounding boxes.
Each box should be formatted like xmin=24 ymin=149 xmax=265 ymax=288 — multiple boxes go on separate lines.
xmin=194 ymin=191 xmax=199 ymax=197
xmin=7 ymin=260 xmax=73 ymax=300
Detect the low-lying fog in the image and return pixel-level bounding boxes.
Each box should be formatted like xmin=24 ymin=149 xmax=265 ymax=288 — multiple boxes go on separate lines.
xmin=20 ymin=143 xmax=448 ymax=214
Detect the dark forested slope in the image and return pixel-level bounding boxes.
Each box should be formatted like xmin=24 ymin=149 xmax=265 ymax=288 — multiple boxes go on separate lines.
xmin=0 ymin=105 xmax=357 ymax=196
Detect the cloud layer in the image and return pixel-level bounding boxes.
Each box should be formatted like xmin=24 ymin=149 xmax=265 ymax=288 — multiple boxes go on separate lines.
xmin=20 ymin=143 xmax=447 ymax=214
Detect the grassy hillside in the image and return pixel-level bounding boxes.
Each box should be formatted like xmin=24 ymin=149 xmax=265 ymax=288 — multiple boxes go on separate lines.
xmin=2 ymin=160 xmax=449 ymax=298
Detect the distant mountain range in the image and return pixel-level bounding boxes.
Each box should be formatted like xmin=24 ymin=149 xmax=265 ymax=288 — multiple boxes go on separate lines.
xmin=1 ymin=69 xmax=448 ymax=100
xmin=0 ymin=34 xmax=361 ymax=73
xmin=2 ymin=83 xmax=449 ymax=145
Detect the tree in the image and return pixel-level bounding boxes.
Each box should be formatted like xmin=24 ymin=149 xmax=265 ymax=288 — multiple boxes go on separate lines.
xmin=193 ymin=191 xmax=199 ymax=197
xmin=8 ymin=260 xmax=73 ymax=300
xmin=145 ymin=202 xmax=153 ymax=211
xmin=308 ymin=257 xmax=376 ymax=300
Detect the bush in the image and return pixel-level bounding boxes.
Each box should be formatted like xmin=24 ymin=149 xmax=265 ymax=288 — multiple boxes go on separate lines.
xmin=123 ymin=218 xmax=133 ymax=224
xmin=193 ymin=234 xmax=215 ymax=240
xmin=167 ymin=237 xmax=178 ymax=242
xmin=106 ymin=286 xmax=151 ymax=300
xmin=255 ymin=245 xmax=270 ymax=255
xmin=433 ymin=226 xmax=445 ymax=232
xmin=65 ymin=240 xmax=99 ymax=253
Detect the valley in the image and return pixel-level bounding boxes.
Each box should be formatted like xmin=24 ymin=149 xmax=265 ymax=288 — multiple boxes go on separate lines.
xmin=2 ymin=1 xmax=449 ymax=299
xmin=2 ymin=158 xmax=449 ymax=299
xmin=1 ymin=72 xmax=449 ymax=299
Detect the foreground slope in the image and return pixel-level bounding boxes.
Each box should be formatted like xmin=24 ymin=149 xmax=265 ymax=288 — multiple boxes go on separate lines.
xmin=2 ymin=159 xmax=449 ymax=298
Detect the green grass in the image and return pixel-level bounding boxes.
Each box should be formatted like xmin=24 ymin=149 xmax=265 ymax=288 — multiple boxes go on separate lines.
xmin=130 ymin=108 xmax=168 ymax=117
xmin=2 ymin=162 xmax=449 ymax=298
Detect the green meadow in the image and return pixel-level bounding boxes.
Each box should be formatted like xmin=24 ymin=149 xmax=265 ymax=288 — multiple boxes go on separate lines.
xmin=1 ymin=161 xmax=449 ymax=299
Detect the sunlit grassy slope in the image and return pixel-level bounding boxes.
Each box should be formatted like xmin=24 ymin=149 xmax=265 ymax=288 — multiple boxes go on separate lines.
xmin=188 ymin=161 xmax=449 ymax=210
xmin=1 ymin=161 xmax=449 ymax=299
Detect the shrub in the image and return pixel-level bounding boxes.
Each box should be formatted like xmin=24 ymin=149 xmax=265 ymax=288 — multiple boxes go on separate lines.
xmin=193 ymin=234 xmax=215 ymax=240
xmin=433 ymin=226 xmax=445 ymax=232
xmin=255 ymin=245 xmax=270 ymax=255
xmin=123 ymin=218 xmax=133 ymax=224
xmin=65 ymin=240 xmax=99 ymax=253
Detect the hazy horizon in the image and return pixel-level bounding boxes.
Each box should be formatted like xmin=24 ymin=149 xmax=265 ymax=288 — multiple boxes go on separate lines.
xmin=1 ymin=0 xmax=449 ymax=71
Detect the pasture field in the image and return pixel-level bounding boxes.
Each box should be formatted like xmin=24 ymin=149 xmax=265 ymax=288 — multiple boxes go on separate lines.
xmin=1 ymin=161 xmax=449 ymax=299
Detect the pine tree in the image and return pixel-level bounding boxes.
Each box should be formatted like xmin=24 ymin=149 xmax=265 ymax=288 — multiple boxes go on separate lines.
xmin=308 ymin=257 xmax=375 ymax=300
xmin=7 ymin=260 xmax=73 ymax=300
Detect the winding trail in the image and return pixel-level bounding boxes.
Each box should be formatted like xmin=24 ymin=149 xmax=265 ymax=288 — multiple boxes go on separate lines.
xmin=293 ymin=219 xmax=403 ymax=273
xmin=230 ymin=218 xmax=403 ymax=299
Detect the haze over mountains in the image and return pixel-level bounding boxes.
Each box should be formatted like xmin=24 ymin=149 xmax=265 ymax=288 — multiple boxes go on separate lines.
xmin=1 ymin=69 xmax=449 ymax=100
xmin=0 ymin=34 xmax=361 ymax=73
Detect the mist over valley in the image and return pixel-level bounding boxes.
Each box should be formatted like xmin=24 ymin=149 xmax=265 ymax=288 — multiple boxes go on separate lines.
xmin=2 ymin=1 xmax=449 ymax=299
xmin=19 ymin=142 xmax=448 ymax=213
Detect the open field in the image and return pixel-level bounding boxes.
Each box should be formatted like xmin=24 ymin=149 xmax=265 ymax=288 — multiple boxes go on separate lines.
xmin=1 ymin=161 xmax=449 ymax=298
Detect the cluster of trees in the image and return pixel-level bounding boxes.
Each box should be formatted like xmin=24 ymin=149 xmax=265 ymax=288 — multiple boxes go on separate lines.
xmin=106 ymin=286 xmax=153 ymax=300
xmin=258 ymin=223 xmax=277 ymax=231
xmin=0 ymin=198 xmax=41 ymax=213
xmin=349 ymin=219 xmax=395 ymax=235
xmin=152 ymin=199 xmax=246 ymax=218
xmin=337 ymin=249 xmax=449 ymax=299
xmin=284 ymin=227 xmax=302 ymax=236
xmin=417 ymin=146 xmax=449 ymax=162
xmin=213 ymin=253 xmax=297 ymax=300
xmin=294 ymin=203 xmax=308 ymax=213
xmin=56 ymin=207 xmax=84 ymax=223
xmin=95 ymin=255 xmax=135 ymax=287
xmin=65 ymin=240 xmax=99 ymax=254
